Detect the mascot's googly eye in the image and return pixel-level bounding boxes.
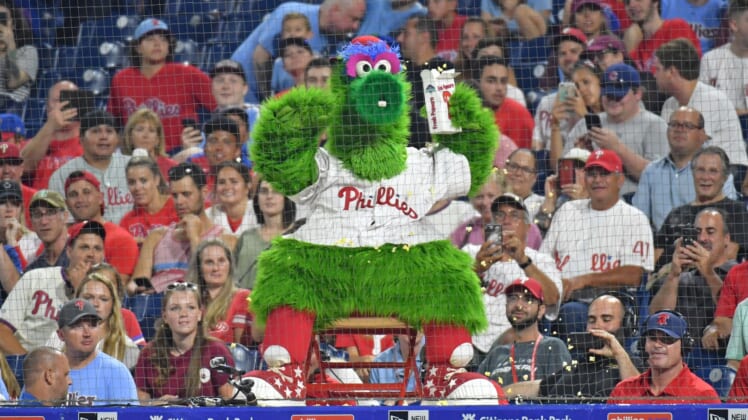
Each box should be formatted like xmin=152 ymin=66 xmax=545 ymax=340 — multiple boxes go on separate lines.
xmin=355 ymin=60 xmax=373 ymax=77
xmin=374 ymin=59 xmax=391 ymax=73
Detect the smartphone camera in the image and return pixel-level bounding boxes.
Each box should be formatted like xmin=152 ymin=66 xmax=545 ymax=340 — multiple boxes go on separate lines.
xmin=484 ymin=223 xmax=502 ymax=255
xmin=680 ymin=225 xmax=698 ymax=247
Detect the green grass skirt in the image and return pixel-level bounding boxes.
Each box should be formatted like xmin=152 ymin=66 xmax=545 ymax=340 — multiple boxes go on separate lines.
xmin=250 ymin=238 xmax=487 ymax=334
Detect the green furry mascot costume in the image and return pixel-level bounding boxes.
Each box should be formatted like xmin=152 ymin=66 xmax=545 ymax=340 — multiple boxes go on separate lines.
xmin=245 ymin=35 xmax=504 ymax=405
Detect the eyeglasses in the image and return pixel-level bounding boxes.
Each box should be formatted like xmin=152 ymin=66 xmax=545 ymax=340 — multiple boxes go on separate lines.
xmin=667 ymin=121 xmax=702 ymax=130
xmin=646 ymin=333 xmax=679 ymax=346
xmin=30 ymin=208 xmax=63 ymax=220
xmin=507 ymin=294 xmax=539 ymax=305
xmin=166 ymin=282 xmax=198 ymax=291
xmin=494 ymin=210 xmax=525 ymax=222
xmin=505 ymin=161 xmax=536 ymax=175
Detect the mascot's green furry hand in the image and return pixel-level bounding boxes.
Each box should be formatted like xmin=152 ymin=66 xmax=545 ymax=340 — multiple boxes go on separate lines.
xmin=251 ymin=87 xmax=335 ymax=195
xmin=430 ymin=83 xmax=499 ymax=196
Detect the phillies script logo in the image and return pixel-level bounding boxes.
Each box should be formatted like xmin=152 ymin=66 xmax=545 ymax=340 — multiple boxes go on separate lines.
xmin=590 ymin=253 xmax=621 ymax=272
xmin=338 ymin=186 xmax=418 ymax=219
xmin=107 ymin=186 xmax=133 ymax=207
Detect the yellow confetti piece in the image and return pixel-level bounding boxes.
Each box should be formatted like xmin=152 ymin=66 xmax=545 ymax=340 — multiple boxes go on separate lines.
xmin=498 ymin=377 xmax=503 ymax=384
xmin=466 ymin=226 xmax=473 ymax=233
xmin=589 ymin=356 xmax=596 ymax=363
xmin=522 ymin=374 xmax=528 ymax=381
xmin=565 ymin=365 xmax=572 ymax=372
xmin=391 ymin=246 xmax=397 ymax=253
xmin=402 ymin=244 xmax=410 ymax=251
xmin=506 ymin=388 xmax=513 ymax=395
xmin=484 ymin=371 xmax=491 ymax=377
xmin=437 ymin=400 xmax=448 ymax=406
xmin=561 ymin=361 xmax=568 ymax=367
xmin=508 ymin=356 xmax=514 ymax=363
xmin=577 ymin=391 xmax=583 ymax=396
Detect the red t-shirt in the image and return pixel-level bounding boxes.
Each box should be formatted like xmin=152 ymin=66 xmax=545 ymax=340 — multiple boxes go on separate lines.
xmin=608 ymin=364 xmax=720 ymax=404
xmin=436 ymin=15 xmax=467 ymax=60
xmin=134 ymin=340 xmax=233 ymax=398
xmin=714 ymin=261 xmax=748 ymax=319
xmin=21 ymin=184 xmax=37 ymax=228
xmin=121 ymin=308 xmax=145 ymax=346
xmin=630 ymin=19 xmax=702 ymax=73
xmin=30 ymin=137 xmax=83 ymax=190
xmin=208 ymin=289 xmax=251 ymax=344
xmin=108 ymin=63 xmax=217 ymax=153
xmin=729 ymin=354 xmax=748 ymax=402
xmin=119 ymin=197 xmax=178 ymax=243
xmin=65 ymin=221 xmax=138 ymax=276
xmin=493 ymin=97 xmax=535 ymax=149
xmin=156 ymin=155 xmax=177 ymax=181
xmin=335 ymin=334 xmax=395 ymax=357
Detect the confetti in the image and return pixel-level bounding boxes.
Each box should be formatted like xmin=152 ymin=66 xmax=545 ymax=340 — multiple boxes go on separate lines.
xmin=402 ymin=244 xmax=410 ymax=251
xmin=466 ymin=226 xmax=473 ymax=233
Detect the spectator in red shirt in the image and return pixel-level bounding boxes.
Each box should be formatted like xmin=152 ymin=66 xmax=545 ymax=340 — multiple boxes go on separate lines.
xmin=108 ymin=19 xmax=216 ymax=154
xmin=21 ymin=80 xmax=84 ymax=190
xmin=608 ymin=310 xmax=720 ymax=404
xmin=427 ymin=0 xmax=467 ymax=61
xmin=623 ymin=0 xmax=701 ymax=73
xmin=63 ymin=170 xmax=139 ymax=289
xmin=119 ymin=155 xmax=178 ymax=245
xmin=188 ymin=239 xmax=252 ymax=345
xmin=477 ymin=56 xmax=534 ymax=149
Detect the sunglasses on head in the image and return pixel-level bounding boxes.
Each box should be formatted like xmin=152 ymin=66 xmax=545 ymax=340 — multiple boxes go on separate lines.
xmin=166 ymin=282 xmax=198 ymax=291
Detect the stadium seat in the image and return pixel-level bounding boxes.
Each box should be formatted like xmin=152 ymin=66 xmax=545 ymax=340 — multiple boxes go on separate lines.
xmin=82 ymin=68 xmax=111 ymax=109
xmin=173 ymin=39 xmax=203 ymax=66
xmin=77 ymin=14 xmax=141 ymax=47
xmin=226 ymin=342 xmax=264 ymax=373
xmin=22 ymin=98 xmax=46 ymax=137
xmin=200 ymin=40 xmax=236 ymax=72
xmin=218 ymin=12 xmax=259 ymax=46
xmin=123 ymin=292 xmax=163 ymax=342
xmin=686 ymin=346 xmax=732 ymax=397
xmin=52 ymin=46 xmax=81 ymax=83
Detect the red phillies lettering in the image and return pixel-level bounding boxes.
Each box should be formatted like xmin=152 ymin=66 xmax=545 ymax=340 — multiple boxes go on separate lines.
xmin=31 ymin=290 xmax=58 ymax=319
xmin=590 ymin=253 xmax=621 ymax=272
xmin=338 ymin=186 xmax=418 ymax=219
xmin=107 ymin=187 xmax=133 ymax=207
xmin=555 ymin=253 xmax=570 ymax=271
xmin=484 ymin=278 xmax=505 ymax=297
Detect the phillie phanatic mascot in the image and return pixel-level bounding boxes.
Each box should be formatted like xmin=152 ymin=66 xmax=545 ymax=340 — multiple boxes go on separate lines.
xmin=244 ymin=35 xmax=504 ymax=405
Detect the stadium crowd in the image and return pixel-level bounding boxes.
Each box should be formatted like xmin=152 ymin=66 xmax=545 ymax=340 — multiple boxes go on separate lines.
xmin=0 ymin=0 xmax=747 ymax=406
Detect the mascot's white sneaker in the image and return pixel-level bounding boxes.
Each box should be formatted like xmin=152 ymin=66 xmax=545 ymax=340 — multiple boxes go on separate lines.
xmin=420 ymin=365 xmax=505 ymax=406
xmin=242 ymin=364 xmax=307 ymax=407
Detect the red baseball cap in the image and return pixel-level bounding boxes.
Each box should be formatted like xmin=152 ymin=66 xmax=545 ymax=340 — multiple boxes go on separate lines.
xmin=64 ymin=170 xmax=101 ymax=192
xmin=0 ymin=142 xmax=22 ymax=165
xmin=584 ymin=149 xmax=622 ymax=173
xmin=556 ymin=27 xmax=588 ymax=47
xmin=504 ymin=278 xmax=544 ymax=302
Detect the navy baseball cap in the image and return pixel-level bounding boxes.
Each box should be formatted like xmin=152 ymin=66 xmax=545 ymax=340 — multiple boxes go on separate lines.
xmin=646 ymin=311 xmax=688 ymax=339
xmin=602 ymin=63 xmax=640 ymax=100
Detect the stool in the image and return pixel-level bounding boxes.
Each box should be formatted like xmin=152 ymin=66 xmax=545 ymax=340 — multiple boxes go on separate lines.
xmin=305 ymin=317 xmax=423 ymax=403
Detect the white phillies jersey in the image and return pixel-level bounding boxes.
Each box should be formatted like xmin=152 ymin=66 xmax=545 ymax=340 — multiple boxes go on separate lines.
xmin=290 ymin=147 xmax=470 ymax=247
xmin=0 ymin=267 xmax=70 ymax=351
xmin=471 ymin=247 xmax=562 ymax=353
xmin=540 ymin=199 xmax=654 ymax=302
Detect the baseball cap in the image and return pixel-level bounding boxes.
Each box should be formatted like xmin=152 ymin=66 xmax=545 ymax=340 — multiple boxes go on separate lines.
xmin=80 ymin=110 xmax=116 ymax=136
xmin=601 ymin=63 xmax=640 ymax=100
xmin=555 ymin=27 xmax=588 ymax=47
xmin=210 ymin=59 xmax=247 ymax=82
xmin=504 ymin=278 xmax=544 ymax=302
xmin=572 ymin=0 xmax=604 ymax=13
xmin=645 ymin=310 xmax=687 ymax=339
xmin=564 ymin=147 xmax=592 ymax=163
xmin=0 ymin=181 xmax=22 ymax=202
xmin=491 ymin=192 xmax=528 ymax=214
xmin=0 ymin=142 xmax=22 ymax=165
xmin=279 ymin=37 xmax=313 ymax=58
xmin=65 ymin=170 xmax=101 ymax=192
xmin=57 ymin=298 xmax=102 ymax=329
xmin=585 ymin=149 xmax=623 ymax=172
xmin=203 ymin=116 xmax=240 ymax=142
xmin=0 ymin=114 xmax=25 ymax=140
xmin=134 ymin=18 xmax=170 ymax=42
xmin=587 ymin=34 xmax=626 ymax=54
xmin=30 ymin=189 xmax=66 ymax=209
xmin=67 ymin=220 xmax=106 ymax=247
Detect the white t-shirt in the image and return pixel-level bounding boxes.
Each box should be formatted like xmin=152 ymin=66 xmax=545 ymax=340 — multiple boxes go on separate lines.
xmin=471 ymin=247 xmax=562 ymax=353
xmin=700 ymin=44 xmax=748 ymax=112
xmin=661 ymin=81 xmax=748 ymax=166
xmin=290 ymin=147 xmax=471 ymax=247
xmin=540 ymin=199 xmax=654 ymax=302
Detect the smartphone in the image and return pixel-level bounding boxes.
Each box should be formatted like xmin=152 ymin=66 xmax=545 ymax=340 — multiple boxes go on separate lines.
xmin=584 ymin=113 xmax=602 ymax=131
xmin=134 ymin=277 xmax=153 ymax=289
xmin=182 ymin=118 xmax=199 ymax=131
xmin=557 ymin=82 xmax=577 ymax=103
xmin=557 ymin=158 xmax=576 ymax=187
xmin=566 ymin=332 xmax=605 ymax=354
xmin=680 ymin=225 xmax=698 ymax=247
xmin=0 ymin=12 xmax=8 ymax=27
xmin=484 ymin=223 xmax=502 ymax=254
xmin=60 ymin=89 xmax=95 ymax=121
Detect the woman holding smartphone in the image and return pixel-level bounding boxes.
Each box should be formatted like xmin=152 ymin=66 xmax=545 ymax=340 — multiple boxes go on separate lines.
xmin=0 ymin=0 xmax=37 ymax=113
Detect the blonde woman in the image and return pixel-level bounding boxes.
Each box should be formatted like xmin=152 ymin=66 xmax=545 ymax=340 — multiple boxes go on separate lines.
xmin=122 ymin=108 xmax=177 ymax=179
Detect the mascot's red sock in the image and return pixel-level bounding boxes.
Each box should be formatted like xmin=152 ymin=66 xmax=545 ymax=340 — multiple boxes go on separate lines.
xmin=422 ymin=323 xmax=508 ymax=405
xmin=243 ymin=306 xmax=315 ymax=406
